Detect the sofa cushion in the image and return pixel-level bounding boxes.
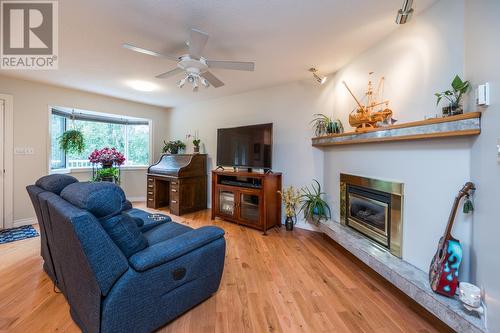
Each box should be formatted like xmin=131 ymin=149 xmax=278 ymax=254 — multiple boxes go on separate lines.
xmin=143 ymin=221 xmax=192 ymax=246
xmin=100 ymin=213 xmax=149 ymax=257
xmin=122 ymin=208 xmax=172 ymax=231
xmin=35 ymin=174 xmax=78 ymax=195
xmin=61 ymin=182 xmax=126 ymax=218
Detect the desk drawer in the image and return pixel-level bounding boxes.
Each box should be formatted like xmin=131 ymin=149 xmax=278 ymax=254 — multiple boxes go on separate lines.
xmin=170 ymin=198 xmax=180 ymax=215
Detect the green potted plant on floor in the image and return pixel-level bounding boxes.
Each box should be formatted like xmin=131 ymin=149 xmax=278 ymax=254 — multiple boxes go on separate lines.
xmin=299 ymin=179 xmax=331 ymax=223
xmin=435 ymin=75 xmax=470 ymax=116
xmin=278 ymin=186 xmax=301 ymax=231
xmin=162 ymin=140 xmax=186 ymax=154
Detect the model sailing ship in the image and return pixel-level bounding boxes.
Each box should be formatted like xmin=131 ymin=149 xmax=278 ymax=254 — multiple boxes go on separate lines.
xmin=343 ymin=72 xmax=395 ymax=132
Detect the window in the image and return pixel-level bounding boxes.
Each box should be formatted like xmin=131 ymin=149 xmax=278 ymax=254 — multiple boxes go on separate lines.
xmin=50 ymin=108 xmax=151 ymax=170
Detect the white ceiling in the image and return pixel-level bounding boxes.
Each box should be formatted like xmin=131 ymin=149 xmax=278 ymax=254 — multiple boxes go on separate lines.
xmin=1 ymin=0 xmax=438 ymax=108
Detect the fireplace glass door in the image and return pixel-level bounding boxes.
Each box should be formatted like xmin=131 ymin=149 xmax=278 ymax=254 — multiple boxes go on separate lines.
xmin=348 ymin=192 xmax=389 ymax=246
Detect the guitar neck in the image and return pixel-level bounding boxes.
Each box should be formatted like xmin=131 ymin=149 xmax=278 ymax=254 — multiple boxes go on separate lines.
xmin=444 ymin=196 xmax=461 ymax=240
xmin=444 ymin=182 xmax=474 ymax=240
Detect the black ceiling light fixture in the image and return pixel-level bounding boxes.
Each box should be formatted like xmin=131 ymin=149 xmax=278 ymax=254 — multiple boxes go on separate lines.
xmin=396 ymin=0 xmax=414 ymax=24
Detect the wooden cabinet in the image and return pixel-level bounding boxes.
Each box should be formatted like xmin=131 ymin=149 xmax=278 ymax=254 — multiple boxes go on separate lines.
xmin=147 ymin=154 xmax=207 ymax=216
xmin=211 ymin=170 xmax=282 ymax=234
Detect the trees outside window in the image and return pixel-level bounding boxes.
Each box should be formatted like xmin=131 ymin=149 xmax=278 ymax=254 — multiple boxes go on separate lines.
xmin=50 ymin=110 xmax=150 ymax=170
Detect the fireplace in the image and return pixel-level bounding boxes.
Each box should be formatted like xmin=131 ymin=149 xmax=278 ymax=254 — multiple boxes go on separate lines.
xmin=340 ymin=174 xmax=403 ymax=257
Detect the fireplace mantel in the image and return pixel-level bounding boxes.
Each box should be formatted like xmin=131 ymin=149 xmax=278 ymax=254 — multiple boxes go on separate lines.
xmin=312 ymin=112 xmax=481 ymax=147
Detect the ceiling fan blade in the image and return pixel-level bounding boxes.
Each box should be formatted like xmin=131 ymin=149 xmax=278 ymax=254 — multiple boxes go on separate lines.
xmin=207 ymin=60 xmax=255 ymax=71
xmin=188 ymin=29 xmax=209 ymax=59
xmin=155 ymin=67 xmax=184 ymax=79
xmin=201 ymin=71 xmax=224 ymax=88
xmin=122 ymin=43 xmax=179 ymax=61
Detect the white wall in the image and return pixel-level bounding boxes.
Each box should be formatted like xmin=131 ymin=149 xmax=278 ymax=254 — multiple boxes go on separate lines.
xmin=322 ymin=0 xmax=473 ymax=275
xmin=168 ymin=0 xmax=473 ymax=275
xmin=168 ymin=80 xmax=327 ymax=230
xmin=0 ymin=75 xmax=169 ymax=223
xmin=465 ymin=1 xmax=500 ymax=331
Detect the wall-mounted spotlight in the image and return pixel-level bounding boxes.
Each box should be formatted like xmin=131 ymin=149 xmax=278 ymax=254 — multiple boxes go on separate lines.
xmin=309 ymin=67 xmax=327 ymax=85
xmin=396 ymin=0 xmax=414 ymax=24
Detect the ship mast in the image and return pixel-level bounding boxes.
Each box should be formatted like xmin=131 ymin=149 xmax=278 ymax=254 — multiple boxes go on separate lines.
xmin=367 ymin=72 xmax=374 ymax=109
xmin=342 ymin=81 xmax=364 ymax=111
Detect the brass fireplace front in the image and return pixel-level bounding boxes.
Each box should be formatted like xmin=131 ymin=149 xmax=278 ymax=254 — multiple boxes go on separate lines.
xmin=340 ymin=174 xmax=403 ymax=258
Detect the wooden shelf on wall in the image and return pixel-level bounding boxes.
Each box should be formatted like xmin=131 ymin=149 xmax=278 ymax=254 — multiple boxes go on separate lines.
xmin=311 ymin=112 xmax=481 ymax=147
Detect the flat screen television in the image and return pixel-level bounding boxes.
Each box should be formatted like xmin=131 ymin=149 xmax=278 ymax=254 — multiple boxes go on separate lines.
xmin=217 ymin=123 xmax=273 ymax=170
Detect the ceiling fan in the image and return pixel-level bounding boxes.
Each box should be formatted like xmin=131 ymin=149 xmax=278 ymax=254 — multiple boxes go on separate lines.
xmin=123 ymin=28 xmax=255 ymax=91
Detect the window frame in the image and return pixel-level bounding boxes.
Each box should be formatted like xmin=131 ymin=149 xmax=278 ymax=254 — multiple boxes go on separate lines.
xmin=48 ymin=106 xmax=153 ymax=174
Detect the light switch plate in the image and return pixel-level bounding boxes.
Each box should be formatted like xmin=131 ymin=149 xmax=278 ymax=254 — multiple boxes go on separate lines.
xmin=14 ymin=147 xmax=25 ymax=155
xmin=497 ymin=138 xmax=500 ymax=163
xmin=477 ymin=83 xmax=490 ymax=106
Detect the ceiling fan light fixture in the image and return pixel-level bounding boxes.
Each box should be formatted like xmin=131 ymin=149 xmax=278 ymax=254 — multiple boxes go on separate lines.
xmin=396 ymin=0 xmax=414 ymax=24
xmin=309 ymin=68 xmax=327 ymax=85
xmin=192 ymin=78 xmax=199 ymax=92
xmin=177 ymin=77 xmax=186 ymax=88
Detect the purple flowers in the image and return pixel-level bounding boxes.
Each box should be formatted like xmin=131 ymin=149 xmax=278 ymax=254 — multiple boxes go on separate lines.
xmin=88 ymin=147 xmax=126 ymax=166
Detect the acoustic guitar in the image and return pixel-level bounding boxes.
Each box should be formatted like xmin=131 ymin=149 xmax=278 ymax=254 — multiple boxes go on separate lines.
xmin=429 ymin=182 xmax=475 ymax=297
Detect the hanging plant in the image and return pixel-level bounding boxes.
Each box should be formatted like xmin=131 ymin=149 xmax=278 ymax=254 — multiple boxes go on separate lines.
xmin=59 ymin=129 xmax=85 ymax=154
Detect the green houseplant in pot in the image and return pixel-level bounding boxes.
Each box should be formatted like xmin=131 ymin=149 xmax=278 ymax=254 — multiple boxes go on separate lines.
xmin=59 ymin=129 xmax=85 ymax=154
xmin=93 ymin=167 xmax=120 ymax=183
xmin=299 ymin=179 xmax=331 ymax=223
xmin=435 ymin=75 xmax=470 ymax=116
xmin=311 ymin=114 xmax=344 ymax=137
xmin=162 ymin=140 xmax=186 ymax=154
xmin=192 ymin=139 xmax=201 ymax=153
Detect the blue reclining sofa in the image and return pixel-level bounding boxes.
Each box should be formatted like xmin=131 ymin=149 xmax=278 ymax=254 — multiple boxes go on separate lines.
xmin=26 ymin=174 xmax=226 ymax=333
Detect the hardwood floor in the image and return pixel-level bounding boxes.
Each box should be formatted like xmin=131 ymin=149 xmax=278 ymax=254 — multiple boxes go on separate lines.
xmin=0 ymin=206 xmax=453 ymax=333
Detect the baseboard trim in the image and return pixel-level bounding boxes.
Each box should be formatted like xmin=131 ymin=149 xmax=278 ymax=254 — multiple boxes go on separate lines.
xmin=12 ymin=217 xmax=37 ymax=228
xmin=128 ymin=196 xmax=146 ymax=202
xmin=293 ymin=221 xmax=321 ymax=232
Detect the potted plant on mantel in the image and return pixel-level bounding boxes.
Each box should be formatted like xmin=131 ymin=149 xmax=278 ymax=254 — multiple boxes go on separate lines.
xmin=435 ymin=75 xmax=470 ymax=116
xmin=299 ymin=180 xmax=331 ymax=224
xmin=89 ymin=147 xmax=125 ymax=184
xmin=311 ymin=113 xmax=344 ymax=137
xmin=278 ymin=186 xmax=301 ymax=231
xmin=162 ymin=140 xmax=186 ymax=154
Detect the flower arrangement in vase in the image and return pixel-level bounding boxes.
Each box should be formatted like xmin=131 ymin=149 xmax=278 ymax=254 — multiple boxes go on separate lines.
xmin=88 ymin=147 xmax=126 ymax=184
xmin=186 ymin=131 xmax=201 ymax=153
xmin=278 ymin=186 xmax=301 ymax=231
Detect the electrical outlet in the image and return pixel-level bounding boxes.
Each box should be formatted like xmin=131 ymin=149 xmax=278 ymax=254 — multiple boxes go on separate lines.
xmin=25 ymin=147 xmax=35 ymax=155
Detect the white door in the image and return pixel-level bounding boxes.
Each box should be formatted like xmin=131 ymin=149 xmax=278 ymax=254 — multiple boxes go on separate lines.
xmin=0 ymin=99 xmax=4 ymax=229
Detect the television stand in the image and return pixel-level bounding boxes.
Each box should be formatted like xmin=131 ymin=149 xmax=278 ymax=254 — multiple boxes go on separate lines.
xmin=211 ymin=169 xmax=282 ymax=234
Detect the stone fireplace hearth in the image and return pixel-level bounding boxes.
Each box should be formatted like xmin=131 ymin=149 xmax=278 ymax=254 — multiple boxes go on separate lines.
xmin=340 ymin=173 xmax=403 ymax=258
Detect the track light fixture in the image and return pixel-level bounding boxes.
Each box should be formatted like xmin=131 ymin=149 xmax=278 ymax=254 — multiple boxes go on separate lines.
xmin=309 ymin=67 xmax=327 ymax=85
xmin=396 ymin=0 xmax=414 ymax=24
